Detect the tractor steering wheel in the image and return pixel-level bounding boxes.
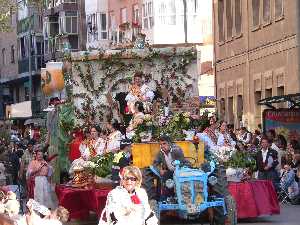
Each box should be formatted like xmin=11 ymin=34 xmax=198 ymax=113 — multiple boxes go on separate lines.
xmin=171 ymin=157 xmax=196 ymax=167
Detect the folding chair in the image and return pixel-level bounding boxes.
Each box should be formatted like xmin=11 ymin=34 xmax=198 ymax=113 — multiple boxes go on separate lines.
xmin=278 ymin=186 xmax=290 ymax=204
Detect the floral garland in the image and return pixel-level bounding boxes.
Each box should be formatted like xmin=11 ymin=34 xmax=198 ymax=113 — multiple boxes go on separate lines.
xmin=65 ymin=47 xmax=197 ymax=128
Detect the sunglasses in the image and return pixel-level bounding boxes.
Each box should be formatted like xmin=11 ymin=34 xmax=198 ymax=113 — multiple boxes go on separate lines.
xmin=123 ymin=176 xmax=138 ymax=182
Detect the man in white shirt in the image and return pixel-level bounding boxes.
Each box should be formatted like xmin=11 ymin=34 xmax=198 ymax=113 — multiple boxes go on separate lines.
xmin=256 ymin=137 xmax=280 ymax=189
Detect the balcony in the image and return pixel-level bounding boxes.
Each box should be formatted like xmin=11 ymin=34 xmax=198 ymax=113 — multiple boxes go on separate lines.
xmin=18 ymin=56 xmax=44 ymax=74
xmin=17 ymin=15 xmax=43 ymax=35
xmin=44 ymin=0 xmax=78 ymax=17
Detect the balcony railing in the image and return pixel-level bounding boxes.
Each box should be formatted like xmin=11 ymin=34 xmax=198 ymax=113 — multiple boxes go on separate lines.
xmin=44 ymin=0 xmax=78 ymax=16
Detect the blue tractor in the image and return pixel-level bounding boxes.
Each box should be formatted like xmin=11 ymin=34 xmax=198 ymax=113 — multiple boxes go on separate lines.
xmin=143 ymin=160 xmax=229 ymax=224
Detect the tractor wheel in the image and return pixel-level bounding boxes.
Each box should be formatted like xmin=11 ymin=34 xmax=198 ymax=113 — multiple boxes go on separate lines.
xmin=149 ymin=199 xmax=160 ymax=225
xmin=142 ymin=168 xmax=158 ymax=200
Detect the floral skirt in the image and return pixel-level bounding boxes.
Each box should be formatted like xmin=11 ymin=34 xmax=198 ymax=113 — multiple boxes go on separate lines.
xmin=34 ymin=176 xmax=56 ymax=209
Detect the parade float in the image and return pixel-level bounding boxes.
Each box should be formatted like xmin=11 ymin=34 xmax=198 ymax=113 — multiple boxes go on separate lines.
xmin=42 ymin=46 xmax=206 ymax=185
xmin=41 ymin=47 xmax=280 ymax=221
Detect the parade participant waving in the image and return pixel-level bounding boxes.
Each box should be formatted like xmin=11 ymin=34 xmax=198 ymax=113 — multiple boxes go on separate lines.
xmin=99 ymin=166 xmax=158 ymax=225
xmin=80 ymin=126 xmax=106 ymax=159
xmin=125 ymin=71 xmax=154 ymax=114
xmin=106 ymin=120 xmax=122 ymax=153
xmin=196 ymin=115 xmax=219 ymax=152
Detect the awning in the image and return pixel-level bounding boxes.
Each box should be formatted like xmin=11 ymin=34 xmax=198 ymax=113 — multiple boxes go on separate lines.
xmin=8 ymin=101 xmax=32 ymax=118
xmin=258 ymin=93 xmax=300 ymax=109
xmin=24 ymin=118 xmax=46 ymax=126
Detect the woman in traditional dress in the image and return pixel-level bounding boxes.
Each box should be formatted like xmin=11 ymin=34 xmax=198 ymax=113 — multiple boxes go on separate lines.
xmin=126 ymin=102 xmax=145 ymax=139
xmin=217 ymin=121 xmax=236 ymax=148
xmin=99 ymin=166 xmax=157 ymax=225
xmin=80 ymin=126 xmax=106 ymax=159
xmin=69 ymin=126 xmax=106 ymax=175
xmin=106 ymin=120 xmax=122 ymax=153
xmin=196 ymin=115 xmax=219 ymax=152
xmin=27 ymin=150 xmax=55 ymax=209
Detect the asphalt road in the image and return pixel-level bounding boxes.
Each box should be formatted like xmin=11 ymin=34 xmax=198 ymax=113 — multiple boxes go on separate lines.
xmin=68 ymin=204 xmax=300 ymax=225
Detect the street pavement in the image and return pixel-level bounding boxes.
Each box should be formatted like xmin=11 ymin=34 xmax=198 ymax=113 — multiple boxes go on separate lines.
xmin=67 ymin=204 xmax=300 ymax=225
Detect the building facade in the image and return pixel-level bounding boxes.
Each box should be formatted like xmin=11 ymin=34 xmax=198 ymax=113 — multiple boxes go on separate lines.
xmin=85 ymin=0 xmax=207 ymax=49
xmin=213 ymin=0 xmax=300 ymax=130
xmin=0 ymin=12 xmax=18 ymax=120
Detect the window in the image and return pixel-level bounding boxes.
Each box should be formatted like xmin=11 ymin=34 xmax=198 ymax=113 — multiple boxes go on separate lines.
xmin=2 ymin=48 xmax=6 ymax=65
xmin=59 ymin=16 xmax=64 ymax=33
xmin=226 ymin=0 xmax=233 ymax=39
xmin=237 ymin=95 xmax=243 ymax=120
xmin=148 ymin=1 xmax=154 ymax=27
xmin=277 ymin=86 xmax=284 ymax=108
xmin=20 ymin=37 xmax=27 ymax=58
xmin=158 ymin=0 xmax=175 ymax=25
xmin=65 ymin=11 xmax=78 ymax=34
xmin=143 ymin=3 xmax=148 ymax=28
xmin=255 ymin=91 xmax=261 ymax=117
xmin=218 ymin=0 xmax=225 ymax=42
xmin=11 ymin=45 xmax=15 ymax=63
xmin=234 ymin=0 xmax=242 ymax=36
xmin=16 ymin=86 xmax=19 ymax=103
xmin=143 ymin=0 xmax=154 ymax=29
xmin=121 ymin=8 xmax=127 ymax=24
xmin=167 ymin=0 xmax=176 ymax=25
xmin=87 ymin=13 xmax=98 ymax=41
xmin=68 ymin=35 xmax=79 ymax=50
xmin=158 ymin=2 xmax=166 ymax=25
xmin=109 ymin=13 xmax=117 ymax=42
xmin=133 ymin=4 xmax=139 ymax=23
xmin=252 ymin=0 xmax=260 ymax=28
xmin=263 ymin=0 xmax=271 ymax=24
xmin=100 ymin=13 xmax=107 ymax=39
xmin=265 ymin=88 xmax=272 ymax=98
xmin=275 ymin=0 xmax=283 ymax=20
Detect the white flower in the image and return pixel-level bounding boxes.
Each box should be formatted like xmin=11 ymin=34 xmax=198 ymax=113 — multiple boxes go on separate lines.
xmin=84 ymin=161 xmax=97 ymax=168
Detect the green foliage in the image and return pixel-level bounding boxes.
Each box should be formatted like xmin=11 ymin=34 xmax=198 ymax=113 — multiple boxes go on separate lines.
xmin=225 ymin=150 xmax=256 ymax=172
xmin=0 ymin=0 xmax=16 ymax=32
xmin=89 ymin=153 xmax=114 ymax=178
xmin=0 ymin=129 xmax=10 ymax=143
xmin=160 ymin=112 xmax=191 ymax=141
xmin=70 ymin=47 xmax=197 ymax=127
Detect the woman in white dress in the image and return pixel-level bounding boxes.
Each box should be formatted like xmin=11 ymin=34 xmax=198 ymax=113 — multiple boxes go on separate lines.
xmin=99 ymin=166 xmax=158 ymax=225
xmin=80 ymin=126 xmax=106 ymax=158
xmin=106 ymin=120 xmax=122 ymax=153
xmin=69 ymin=126 xmax=106 ymax=175
xmin=217 ymin=121 xmax=236 ymax=148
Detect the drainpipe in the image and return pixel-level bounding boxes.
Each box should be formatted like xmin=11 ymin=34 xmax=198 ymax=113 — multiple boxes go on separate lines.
xmin=297 ymin=0 xmax=300 ymax=92
xmin=183 ymin=0 xmax=188 ymax=43
xmin=212 ymin=0 xmax=217 ymax=116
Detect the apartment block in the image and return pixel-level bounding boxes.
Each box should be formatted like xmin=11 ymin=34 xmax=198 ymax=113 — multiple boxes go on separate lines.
xmin=213 ymin=0 xmax=300 ymax=130
xmin=43 ymin=0 xmax=86 ymax=62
